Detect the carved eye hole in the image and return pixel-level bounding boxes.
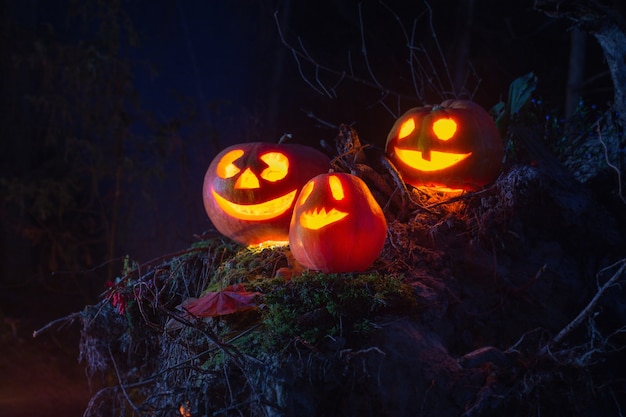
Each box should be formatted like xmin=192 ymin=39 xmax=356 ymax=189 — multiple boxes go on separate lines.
xmin=216 ymin=149 xmax=243 ymax=179
xmin=328 ymin=175 xmax=344 ymax=200
xmin=432 ymin=118 xmax=457 ymax=140
xmin=398 ymin=118 xmax=415 ymax=140
xmin=260 ymin=152 xmax=289 ymax=182
xmin=298 ymin=181 xmax=314 ymax=206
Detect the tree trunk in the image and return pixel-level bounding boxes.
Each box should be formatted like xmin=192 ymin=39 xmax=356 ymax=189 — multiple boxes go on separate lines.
xmin=565 ymin=28 xmax=586 ymax=119
xmin=593 ymin=22 xmax=626 ymax=121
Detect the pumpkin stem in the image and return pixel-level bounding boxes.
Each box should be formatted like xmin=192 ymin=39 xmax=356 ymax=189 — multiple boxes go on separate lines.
xmin=278 ymin=133 xmax=292 ymax=144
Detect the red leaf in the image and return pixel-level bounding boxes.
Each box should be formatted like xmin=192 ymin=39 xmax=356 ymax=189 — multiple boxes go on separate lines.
xmin=183 ymin=284 xmax=261 ymax=317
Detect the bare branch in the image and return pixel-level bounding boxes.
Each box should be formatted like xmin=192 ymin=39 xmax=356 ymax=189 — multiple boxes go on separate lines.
xmin=301 ymin=109 xmax=339 ymax=129
xmin=273 ymin=7 xmax=419 ymax=115
xmin=597 ymin=121 xmax=626 ymax=204
xmin=424 ymin=2 xmax=456 ymax=99
xmin=358 ymin=3 xmax=384 ymax=90
xmin=291 ymin=46 xmax=326 ymax=97
xmin=33 ymin=311 xmax=82 ymax=337
xmin=541 ymin=258 xmax=626 ymax=355
xmin=108 ymin=345 xmax=142 ymax=415
xmin=408 ymin=20 xmax=424 ymax=103
xmin=378 ymin=1 xmax=428 ymax=104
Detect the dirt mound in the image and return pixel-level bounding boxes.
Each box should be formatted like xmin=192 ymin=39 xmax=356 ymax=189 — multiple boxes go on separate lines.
xmin=39 ymin=157 xmax=626 ymax=416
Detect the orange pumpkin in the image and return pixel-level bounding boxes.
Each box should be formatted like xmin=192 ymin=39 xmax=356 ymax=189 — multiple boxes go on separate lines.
xmin=385 ymin=100 xmax=504 ymax=192
xmin=203 ymin=142 xmax=330 ymax=246
xmin=289 ymin=172 xmax=387 ymax=273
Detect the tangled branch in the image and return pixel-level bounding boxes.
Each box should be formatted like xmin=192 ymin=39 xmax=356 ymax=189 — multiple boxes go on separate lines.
xmin=541 ymin=258 xmax=626 ymax=357
xmin=274 ymin=2 xmax=479 ymax=120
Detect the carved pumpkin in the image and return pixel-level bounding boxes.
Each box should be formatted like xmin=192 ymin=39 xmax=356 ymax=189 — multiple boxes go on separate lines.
xmin=385 ymin=99 xmax=504 ymax=191
xmin=289 ymin=172 xmax=387 ymax=273
xmin=203 ymin=142 xmax=331 ymax=246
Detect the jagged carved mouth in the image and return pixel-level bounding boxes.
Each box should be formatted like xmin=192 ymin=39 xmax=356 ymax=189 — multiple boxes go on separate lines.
xmin=299 ymin=207 xmax=348 ymax=230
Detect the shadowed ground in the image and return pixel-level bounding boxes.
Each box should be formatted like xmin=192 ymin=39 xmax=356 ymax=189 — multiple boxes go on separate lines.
xmin=0 ymin=318 xmax=91 ymax=417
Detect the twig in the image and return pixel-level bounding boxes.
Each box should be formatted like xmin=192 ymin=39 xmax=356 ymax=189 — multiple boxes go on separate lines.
xmin=213 ymin=399 xmax=256 ymax=416
xmin=108 ymin=345 xmax=142 ymax=415
xmin=112 ymin=322 xmax=264 ymax=392
xmin=158 ymin=305 xmax=270 ymax=415
xmin=159 ymin=306 xmax=247 ymax=367
xmin=358 ymin=3 xmax=383 ymax=90
xmin=423 ymin=1 xmax=455 ymax=99
xmin=32 ymin=311 xmax=82 ymax=337
xmin=378 ymin=1 xmax=426 ymax=104
xmin=408 ymin=20 xmax=424 ymax=103
xmin=273 ymin=8 xmax=415 ymax=110
xmin=609 ymin=387 xmax=625 ymax=417
xmin=379 ymin=155 xmax=435 ymax=213
xmin=339 ymin=346 xmax=386 ymax=359
xmin=597 ymin=121 xmax=625 ymax=204
xmin=421 ymin=379 xmax=436 ymax=417
xmin=423 ymin=187 xmax=489 ymax=209
xmin=99 ymin=246 xmax=209 ymax=300
xmin=540 ymin=258 xmax=626 ymax=355
xmin=301 ymin=109 xmax=338 ymax=129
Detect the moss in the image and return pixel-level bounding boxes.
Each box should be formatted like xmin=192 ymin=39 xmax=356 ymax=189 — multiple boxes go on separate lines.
xmin=257 ymin=270 xmax=417 ymax=350
xmin=78 ymin=235 xmax=421 ymax=415
xmin=200 ymin=243 xmax=290 ymax=293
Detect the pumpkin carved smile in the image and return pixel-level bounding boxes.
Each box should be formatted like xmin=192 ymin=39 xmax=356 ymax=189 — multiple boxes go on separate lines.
xmin=394 ymin=148 xmax=472 ymax=172
xmin=211 ymin=189 xmax=297 ymax=221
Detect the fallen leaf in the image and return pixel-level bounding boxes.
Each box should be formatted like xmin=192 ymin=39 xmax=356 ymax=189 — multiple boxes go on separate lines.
xmin=182 ymin=284 xmax=261 ymax=317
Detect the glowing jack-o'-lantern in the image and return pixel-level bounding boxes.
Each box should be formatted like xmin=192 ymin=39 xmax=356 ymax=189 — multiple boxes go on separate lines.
xmin=289 ymin=173 xmax=387 ymax=273
xmin=203 ymin=142 xmax=331 ymax=246
xmin=385 ymin=99 xmax=504 ymax=192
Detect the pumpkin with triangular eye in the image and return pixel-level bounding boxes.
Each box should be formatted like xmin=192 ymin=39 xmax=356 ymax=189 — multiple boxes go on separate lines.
xmin=203 ymin=142 xmax=330 ymax=246
xmin=385 ymin=99 xmax=504 ymax=192
xmin=289 ymin=172 xmax=387 ymax=273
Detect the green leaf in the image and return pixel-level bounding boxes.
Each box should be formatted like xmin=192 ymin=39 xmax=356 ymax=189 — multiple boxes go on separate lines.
xmin=508 ymin=72 xmax=537 ymax=115
xmin=491 ymin=72 xmax=538 ymax=135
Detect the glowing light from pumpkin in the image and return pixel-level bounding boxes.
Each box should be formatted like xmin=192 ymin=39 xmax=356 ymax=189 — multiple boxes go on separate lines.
xmin=298 ymin=176 xmax=348 ymax=230
xmin=432 ymin=118 xmax=457 ymax=140
xmin=298 ymin=181 xmax=314 ymax=206
xmin=300 ymin=207 xmax=349 ymax=230
xmin=216 ymin=149 xmax=244 ymax=178
xmin=211 ymin=189 xmax=297 ymax=221
xmin=259 ymin=152 xmax=289 ymax=181
xmin=249 ymin=240 xmax=290 ymax=250
xmin=329 ymin=175 xmax=345 ymax=200
xmin=235 ymin=168 xmax=260 ymax=189
xmin=394 ymin=148 xmax=471 ymax=172
xmin=398 ymin=118 xmax=415 ymax=139
xmin=179 ymin=403 xmax=191 ymax=417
